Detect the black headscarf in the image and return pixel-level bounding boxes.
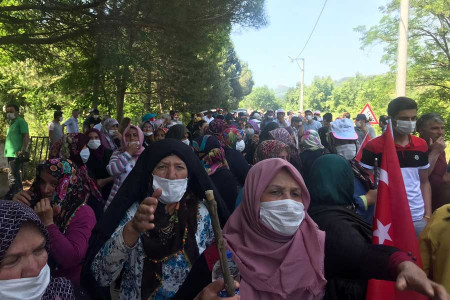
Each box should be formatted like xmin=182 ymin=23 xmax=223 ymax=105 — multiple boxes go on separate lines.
xmin=82 ymin=139 xmax=230 ymax=298
xmin=165 ymin=124 xmax=189 ymax=140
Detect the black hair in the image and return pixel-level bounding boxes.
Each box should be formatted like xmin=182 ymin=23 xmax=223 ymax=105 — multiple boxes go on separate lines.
xmin=323 ymin=113 xmax=333 ymax=122
xmin=387 ymin=97 xmax=417 ymax=118
xmin=291 ymin=116 xmax=301 ymax=123
xmin=416 ymin=113 xmax=445 ymax=131
xmin=92 ymin=108 xmax=99 ymax=114
xmin=379 ymin=115 xmax=388 ymax=125
xmin=54 ymin=111 xmax=62 ymax=119
xmin=6 ymin=103 xmax=19 ymax=112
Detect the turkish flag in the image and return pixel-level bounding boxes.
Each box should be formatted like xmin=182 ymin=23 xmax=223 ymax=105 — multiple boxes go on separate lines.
xmin=356 ymin=133 xmax=371 ymax=162
xmin=366 ymin=121 xmax=425 ymax=300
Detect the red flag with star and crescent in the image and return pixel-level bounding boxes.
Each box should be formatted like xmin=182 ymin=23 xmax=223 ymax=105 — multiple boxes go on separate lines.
xmin=366 ymin=121 xmax=426 ymax=300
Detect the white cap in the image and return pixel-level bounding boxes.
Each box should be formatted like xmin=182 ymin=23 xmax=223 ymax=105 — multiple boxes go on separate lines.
xmin=252 ymin=113 xmax=261 ymax=120
xmin=314 ymin=110 xmax=321 ymax=115
xmin=330 ymin=118 xmax=358 ymax=140
xmin=276 ymin=109 xmax=285 ymax=114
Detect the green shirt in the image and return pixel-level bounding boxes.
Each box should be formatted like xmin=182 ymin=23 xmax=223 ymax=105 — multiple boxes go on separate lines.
xmin=5 ymin=116 xmax=29 ymax=158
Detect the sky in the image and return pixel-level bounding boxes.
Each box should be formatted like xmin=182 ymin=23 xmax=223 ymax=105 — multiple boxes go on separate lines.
xmin=231 ymin=0 xmax=392 ymax=89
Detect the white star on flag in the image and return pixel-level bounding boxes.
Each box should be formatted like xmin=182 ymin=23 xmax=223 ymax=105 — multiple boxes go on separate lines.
xmin=373 ymin=219 xmax=392 ymax=245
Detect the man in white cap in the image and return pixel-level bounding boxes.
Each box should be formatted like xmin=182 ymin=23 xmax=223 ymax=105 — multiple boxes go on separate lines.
xmin=275 ymin=109 xmax=289 ymax=127
xmin=329 ymin=118 xmax=359 ymax=160
xmin=304 ymin=109 xmax=322 ymax=132
xmin=314 ymin=110 xmax=322 ymax=122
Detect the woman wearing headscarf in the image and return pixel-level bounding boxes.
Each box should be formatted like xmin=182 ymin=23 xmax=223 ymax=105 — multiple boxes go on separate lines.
xmin=254 ymin=140 xmax=290 ymax=163
xmin=0 ymin=200 xmax=75 ymax=300
xmin=141 ymin=120 xmax=155 ymax=148
xmin=165 ymin=124 xmax=191 ymax=146
xmin=192 ymin=135 xmax=239 ymax=213
xmin=220 ymin=128 xmax=250 ymax=186
xmin=82 ymin=139 xmax=230 ymax=300
xmin=13 ymin=158 xmax=96 ymax=286
xmin=269 ymin=127 xmax=302 ymax=172
xmin=207 ymin=119 xmax=228 ymax=138
xmin=85 ymin=128 xmax=114 ymax=214
xmin=300 ymin=129 xmax=329 ymax=183
xmin=101 ymin=118 xmax=121 ymax=151
xmin=105 ymin=125 xmax=145 ymax=211
xmin=173 ymin=158 xmax=449 ymax=300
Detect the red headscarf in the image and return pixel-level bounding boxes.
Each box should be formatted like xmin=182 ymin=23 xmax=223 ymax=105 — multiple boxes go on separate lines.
xmin=223 ymin=158 xmax=327 ymax=300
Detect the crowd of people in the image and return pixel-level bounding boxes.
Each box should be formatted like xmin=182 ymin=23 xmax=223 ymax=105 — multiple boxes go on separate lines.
xmin=1 ymin=97 xmax=450 ymax=300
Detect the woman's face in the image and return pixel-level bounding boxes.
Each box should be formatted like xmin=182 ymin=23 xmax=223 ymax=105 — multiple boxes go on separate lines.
xmin=39 ymin=170 xmax=58 ymax=199
xmin=278 ymin=149 xmax=289 ymax=161
xmin=125 ymin=128 xmax=139 ymax=143
xmin=0 ymin=222 xmax=48 ymax=280
xmin=88 ymin=132 xmax=100 ymax=140
xmin=183 ymin=132 xmax=189 ymax=140
xmin=143 ymin=123 xmax=153 ymax=133
xmin=155 ymin=129 xmax=165 ymax=141
xmin=152 ymin=155 xmax=188 ymax=180
xmin=260 ymin=169 xmax=303 ymax=204
xmin=108 ymin=124 xmax=119 ymax=131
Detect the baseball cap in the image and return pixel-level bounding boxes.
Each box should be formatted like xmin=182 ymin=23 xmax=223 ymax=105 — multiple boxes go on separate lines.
xmin=314 ymin=110 xmax=321 ymax=115
xmin=276 ymin=109 xmax=285 ymax=114
xmin=354 ymin=114 xmax=368 ymax=122
xmin=305 ymin=109 xmax=313 ymax=114
xmin=330 ymin=118 xmax=358 ymax=140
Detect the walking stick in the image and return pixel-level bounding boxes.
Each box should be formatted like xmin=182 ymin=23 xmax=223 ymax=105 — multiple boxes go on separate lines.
xmin=205 ymin=190 xmax=235 ymax=297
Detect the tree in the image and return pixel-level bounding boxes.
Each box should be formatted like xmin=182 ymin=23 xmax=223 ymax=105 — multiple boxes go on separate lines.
xmin=240 ymin=86 xmax=281 ymax=110
xmin=304 ymin=76 xmax=334 ymax=112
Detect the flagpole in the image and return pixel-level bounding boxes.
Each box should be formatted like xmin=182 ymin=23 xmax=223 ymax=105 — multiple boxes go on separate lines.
xmin=396 ymin=0 xmax=409 ymax=97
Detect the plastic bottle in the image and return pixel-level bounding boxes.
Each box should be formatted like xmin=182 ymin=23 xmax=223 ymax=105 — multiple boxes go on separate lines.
xmin=211 ymin=250 xmax=240 ymax=297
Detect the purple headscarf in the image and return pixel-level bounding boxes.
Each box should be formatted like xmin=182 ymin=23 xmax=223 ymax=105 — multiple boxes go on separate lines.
xmin=223 ymin=158 xmax=326 ymax=300
xmin=85 ymin=128 xmax=109 ymax=159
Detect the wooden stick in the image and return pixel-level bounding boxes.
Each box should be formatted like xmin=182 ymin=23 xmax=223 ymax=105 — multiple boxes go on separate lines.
xmin=205 ymin=190 xmax=235 ymax=297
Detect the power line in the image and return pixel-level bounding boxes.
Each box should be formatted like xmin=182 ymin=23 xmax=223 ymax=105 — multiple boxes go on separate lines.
xmin=295 ymin=0 xmax=328 ymax=59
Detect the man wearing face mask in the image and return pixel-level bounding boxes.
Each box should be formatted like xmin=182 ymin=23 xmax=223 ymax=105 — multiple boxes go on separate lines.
xmin=318 ymin=113 xmax=332 ymax=150
xmin=354 ymin=114 xmax=377 ymax=144
xmin=304 ymin=109 xmax=322 ymax=132
xmin=329 ymin=118 xmax=359 ymax=161
xmin=4 ymin=103 xmax=29 ymax=200
xmin=48 ymin=111 xmax=64 ymax=145
xmin=260 ymin=109 xmax=275 ymax=130
xmin=83 ymin=108 xmax=101 ymax=133
xmin=361 ymin=97 xmax=432 ymax=236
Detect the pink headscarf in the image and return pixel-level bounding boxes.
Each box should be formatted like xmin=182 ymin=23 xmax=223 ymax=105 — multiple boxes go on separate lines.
xmin=121 ymin=125 xmax=145 ymax=157
xmin=223 ymin=158 xmax=327 ymax=300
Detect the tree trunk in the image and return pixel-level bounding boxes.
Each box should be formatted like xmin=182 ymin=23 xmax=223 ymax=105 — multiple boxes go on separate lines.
xmin=145 ymin=69 xmax=152 ymax=111
xmin=115 ymin=70 xmax=128 ymax=122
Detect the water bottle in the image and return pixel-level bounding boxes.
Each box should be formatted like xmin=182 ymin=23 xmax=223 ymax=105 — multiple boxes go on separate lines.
xmin=211 ymin=250 xmax=240 ymax=297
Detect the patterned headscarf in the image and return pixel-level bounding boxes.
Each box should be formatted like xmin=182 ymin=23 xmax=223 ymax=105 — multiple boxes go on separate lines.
xmin=0 ymin=200 xmax=49 ymax=262
xmin=301 ymin=130 xmax=324 ymax=151
xmin=254 ymin=140 xmax=290 ymax=163
xmin=220 ymin=128 xmax=243 ymax=150
xmin=208 ymin=119 xmax=228 ymax=137
xmin=30 ymin=158 xmax=89 ymax=232
xmin=192 ymin=135 xmax=229 ymax=175
xmin=269 ymin=128 xmax=294 ymax=147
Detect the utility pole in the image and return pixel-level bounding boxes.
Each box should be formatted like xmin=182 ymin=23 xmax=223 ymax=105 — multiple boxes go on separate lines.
xmin=396 ymin=0 xmax=409 ymax=97
xmin=289 ymin=57 xmax=305 ymax=113
xmin=300 ymin=58 xmax=305 ymax=113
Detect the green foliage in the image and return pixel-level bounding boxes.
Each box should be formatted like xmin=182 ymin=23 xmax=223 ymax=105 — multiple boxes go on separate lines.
xmin=240 ymin=86 xmax=281 ymax=111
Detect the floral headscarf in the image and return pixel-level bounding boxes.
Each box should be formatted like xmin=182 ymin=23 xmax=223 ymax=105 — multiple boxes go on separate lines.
xmin=301 ymin=130 xmax=324 ymax=151
xmin=269 ymin=128 xmax=294 ymax=147
xmin=31 ymin=158 xmax=89 ymax=232
xmin=208 ymin=119 xmax=228 ymax=137
xmin=192 ymin=135 xmax=229 ymax=175
xmin=220 ymin=128 xmax=243 ymax=150
xmin=254 ymin=140 xmax=290 ymax=163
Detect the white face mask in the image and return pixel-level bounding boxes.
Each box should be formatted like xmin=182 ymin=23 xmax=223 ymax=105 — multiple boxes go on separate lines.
xmin=144 ymin=132 xmax=153 ymax=137
xmin=235 ymin=140 xmax=245 ymax=152
xmin=129 ymin=141 xmax=140 ymax=147
xmin=0 ymin=264 xmax=50 ymax=300
xmin=395 ymin=120 xmax=416 ymax=135
xmin=109 ymin=129 xmax=117 ymax=136
xmin=335 ymin=144 xmax=357 ymax=160
xmin=87 ymin=139 xmax=101 ymax=150
xmin=306 ymin=115 xmax=313 ymax=121
xmin=80 ymin=147 xmax=90 ymax=163
xmin=59 ymin=117 xmax=63 ymax=122
xmin=182 ymin=139 xmax=190 ymax=146
xmin=93 ymin=114 xmax=99 ymax=119
xmin=260 ymin=199 xmax=305 ymax=236
xmin=152 ymin=175 xmax=188 ymax=204
xmin=7 ymin=113 xmax=16 ymax=120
